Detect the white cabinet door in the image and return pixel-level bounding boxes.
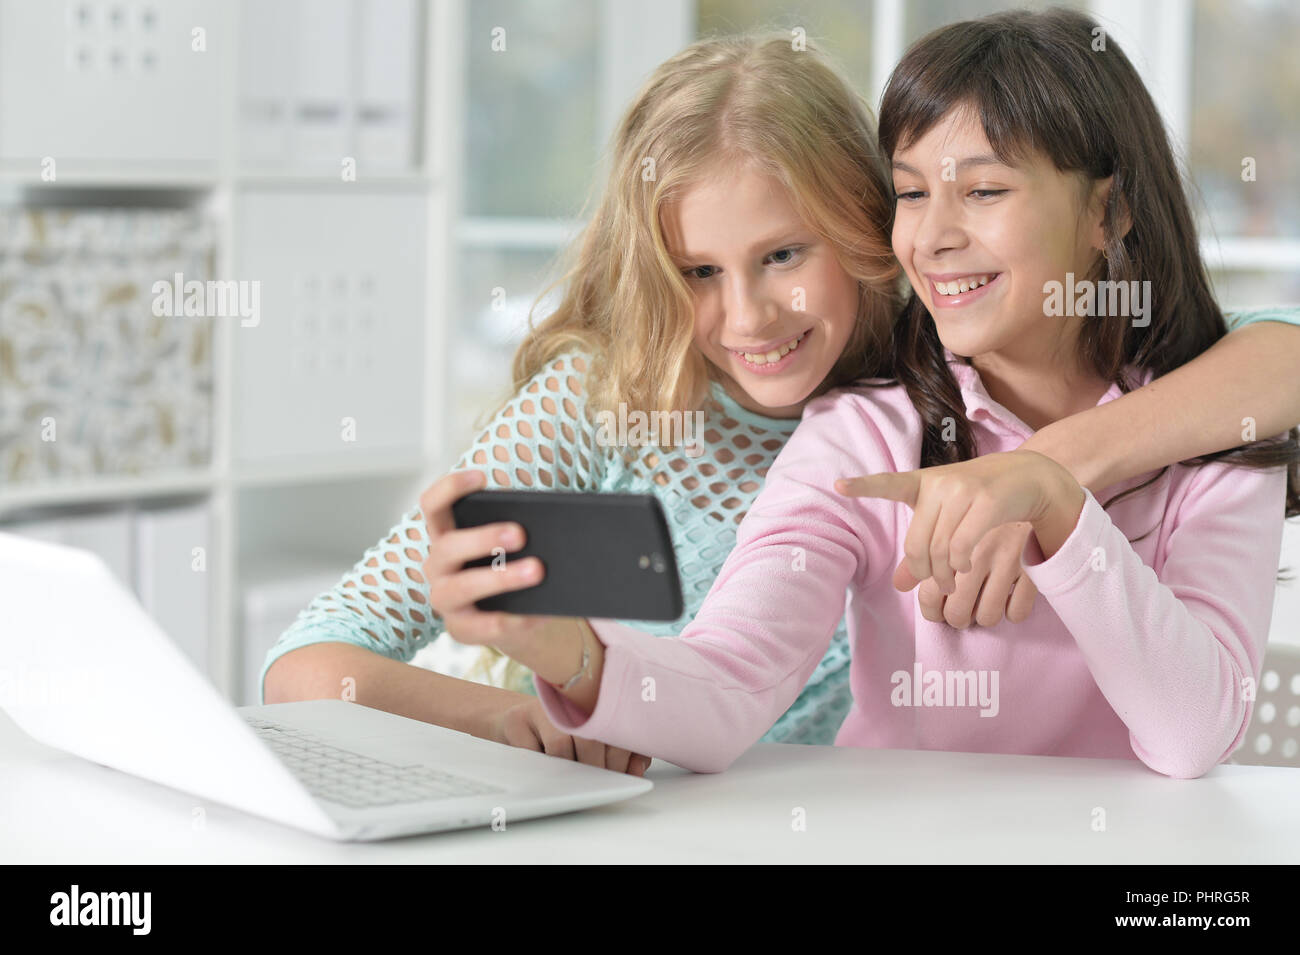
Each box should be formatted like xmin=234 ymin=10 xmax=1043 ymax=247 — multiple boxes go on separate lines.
xmin=233 ymin=188 xmax=427 ymax=465
xmin=0 ymin=0 xmax=224 ymax=164
xmin=135 ymin=501 xmax=212 ymax=677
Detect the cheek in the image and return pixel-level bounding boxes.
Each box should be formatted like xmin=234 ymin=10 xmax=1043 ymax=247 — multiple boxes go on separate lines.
xmin=995 ymin=210 xmax=1070 ymax=272
xmin=891 ymin=210 xmax=918 ymax=258
xmin=890 ymin=221 xmax=920 ymax=287
xmin=690 ymin=306 xmax=718 ymax=348
xmin=1013 ymin=239 xmax=1070 ymax=291
xmin=804 ymin=258 xmax=858 ymax=319
xmin=890 ymin=219 xmax=907 ymax=257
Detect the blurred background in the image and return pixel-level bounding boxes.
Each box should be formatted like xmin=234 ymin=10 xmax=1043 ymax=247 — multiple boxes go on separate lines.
xmin=1 ymin=0 xmax=1297 ymax=719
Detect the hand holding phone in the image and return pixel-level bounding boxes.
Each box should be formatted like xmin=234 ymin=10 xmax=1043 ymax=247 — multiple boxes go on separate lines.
xmin=420 ymin=470 xmax=680 ymax=734
xmin=418 ymin=470 xmax=549 ymax=648
xmin=418 ymin=471 xmax=682 ymax=647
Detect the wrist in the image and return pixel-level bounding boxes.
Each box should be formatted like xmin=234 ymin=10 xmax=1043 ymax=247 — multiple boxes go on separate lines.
xmin=475 ymin=689 xmax=534 ymax=743
xmin=423 ymin=673 xmax=529 ymax=742
xmin=1031 ymin=466 xmax=1086 ymax=559
xmin=526 ymin=617 xmax=591 ymax=688
xmin=537 ymin=618 xmax=604 ymax=715
xmin=1021 ymin=418 xmax=1112 ymax=493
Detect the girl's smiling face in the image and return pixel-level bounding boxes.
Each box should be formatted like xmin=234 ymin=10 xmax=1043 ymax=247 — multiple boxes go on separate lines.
xmin=889 ymin=108 xmax=1107 ymax=367
xmin=661 ymin=164 xmax=861 ymax=418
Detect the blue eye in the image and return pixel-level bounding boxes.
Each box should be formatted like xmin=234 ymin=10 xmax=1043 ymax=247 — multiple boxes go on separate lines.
xmin=894 ymin=191 xmax=925 ymax=202
xmin=970 ymin=189 xmax=1007 ymax=199
xmin=680 ymin=246 xmax=806 ymax=281
xmin=768 ymin=246 xmax=805 ymax=265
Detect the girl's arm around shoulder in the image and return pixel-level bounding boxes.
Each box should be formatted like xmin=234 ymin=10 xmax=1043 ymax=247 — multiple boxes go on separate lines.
xmin=1024 ymin=310 xmax=1300 ymax=492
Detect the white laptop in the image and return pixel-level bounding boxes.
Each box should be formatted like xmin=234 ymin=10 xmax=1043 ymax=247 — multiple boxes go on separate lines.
xmin=0 ymin=532 xmax=652 ymax=841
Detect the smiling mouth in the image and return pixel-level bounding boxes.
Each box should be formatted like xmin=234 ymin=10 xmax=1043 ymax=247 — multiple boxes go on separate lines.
xmin=932 ymin=273 xmax=999 ymax=296
xmin=729 ymin=330 xmax=809 ymax=365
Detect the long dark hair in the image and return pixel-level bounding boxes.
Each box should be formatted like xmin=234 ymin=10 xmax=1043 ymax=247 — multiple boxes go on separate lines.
xmin=864 ymin=6 xmax=1300 ymax=531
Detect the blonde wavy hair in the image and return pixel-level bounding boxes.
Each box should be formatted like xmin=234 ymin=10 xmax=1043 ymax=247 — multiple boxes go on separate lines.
xmin=467 ymin=30 xmax=903 ymax=694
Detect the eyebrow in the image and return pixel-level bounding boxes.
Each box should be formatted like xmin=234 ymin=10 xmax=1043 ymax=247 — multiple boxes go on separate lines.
xmin=891 ymin=154 xmax=1007 ymax=175
xmin=669 ymin=229 xmax=809 ymax=263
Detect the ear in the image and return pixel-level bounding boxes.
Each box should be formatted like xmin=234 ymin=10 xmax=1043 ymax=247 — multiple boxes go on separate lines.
xmin=1089 ymin=175 xmax=1132 ymax=253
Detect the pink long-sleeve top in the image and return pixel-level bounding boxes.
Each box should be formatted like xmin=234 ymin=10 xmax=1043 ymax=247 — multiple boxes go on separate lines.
xmin=535 ymin=349 xmax=1289 ymax=778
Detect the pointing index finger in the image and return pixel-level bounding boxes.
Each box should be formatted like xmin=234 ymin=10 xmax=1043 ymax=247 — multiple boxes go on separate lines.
xmin=835 ymin=472 xmax=919 ymax=507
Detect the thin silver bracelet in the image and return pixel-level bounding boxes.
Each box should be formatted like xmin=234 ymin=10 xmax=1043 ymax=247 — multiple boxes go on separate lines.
xmin=554 ymin=622 xmax=591 ymax=691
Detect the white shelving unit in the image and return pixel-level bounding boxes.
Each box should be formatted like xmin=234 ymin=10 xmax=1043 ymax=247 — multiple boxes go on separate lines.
xmin=0 ymin=0 xmax=463 ymax=703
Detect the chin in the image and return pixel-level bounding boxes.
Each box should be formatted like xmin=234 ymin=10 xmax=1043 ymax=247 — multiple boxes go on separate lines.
xmin=929 ymin=327 xmax=984 ymax=359
xmin=740 ymin=379 xmax=818 ymax=411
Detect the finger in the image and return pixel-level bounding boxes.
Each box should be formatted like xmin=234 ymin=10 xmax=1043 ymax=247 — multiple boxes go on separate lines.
xmin=929 ymin=495 xmax=974 ymax=595
xmin=948 ymin=495 xmax=1024 ymax=578
xmin=536 ymin=725 xmax=577 ymax=761
xmin=1004 ymin=573 xmax=1040 ymax=624
xmin=426 ymin=522 xmax=526 ymax=577
xmin=428 ymin=557 xmax=544 ymax=615
xmin=603 ymin=746 xmax=633 ymax=775
xmin=939 ymin=530 xmax=1000 ymax=627
xmin=893 ymin=558 xmax=923 ymax=593
xmin=941 ymin=568 xmax=985 ymax=629
xmin=629 ymin=754 xmax=652 ymax=777
xmin=420 ymin=469 xmax=488 ymax=539
xmin=916 ymin=575 xmax=947 ymax=622
xmin=974 ymin=557 xmax=1024 ymax=628
xmin=573 ymin=736 xmax=607 ymax=768
xmin=901 ymin=487 xmax=944 ymax=584
xmin=834 ymin=472 xmax=920 ymax=507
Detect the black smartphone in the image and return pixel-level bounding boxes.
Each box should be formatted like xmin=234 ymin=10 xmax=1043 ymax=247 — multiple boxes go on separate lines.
xmin=450 ymin=490 xmax=684 ymax=621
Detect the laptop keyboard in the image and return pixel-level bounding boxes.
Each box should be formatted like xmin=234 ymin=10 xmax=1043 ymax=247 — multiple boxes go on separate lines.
xmin=245 ymin=718 xmax=504 ymax=809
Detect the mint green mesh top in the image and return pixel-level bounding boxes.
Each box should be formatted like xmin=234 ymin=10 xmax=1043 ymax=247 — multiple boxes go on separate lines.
xmin=260 ymin=307 xmax=1300 ymax=744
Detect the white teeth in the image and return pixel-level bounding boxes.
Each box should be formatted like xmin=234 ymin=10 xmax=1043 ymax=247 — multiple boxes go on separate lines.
xmin=740 ymin=331 xmax=806 ymax=364
xmin=936 ymin=274 xmax=993 ymax=296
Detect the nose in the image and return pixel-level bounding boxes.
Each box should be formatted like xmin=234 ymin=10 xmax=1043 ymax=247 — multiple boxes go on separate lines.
xmin=912 ymin=190 xmax=968 ymax=259
xmin=722 ymin=267 xmax=780 ymax=338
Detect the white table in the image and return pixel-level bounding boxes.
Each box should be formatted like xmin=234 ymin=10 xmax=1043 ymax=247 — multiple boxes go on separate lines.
xmin=1 ymin=709 xmax=1296 ymax=863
